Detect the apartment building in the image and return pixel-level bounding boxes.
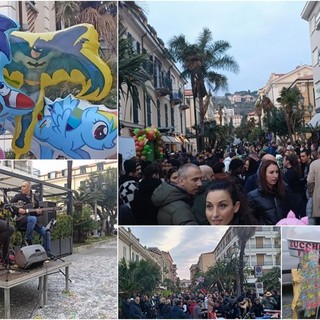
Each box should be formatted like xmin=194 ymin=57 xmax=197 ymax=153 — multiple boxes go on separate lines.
xmin=38 ymin=160 xmax=117 ymax=191
xmin=301 ymin=2 xmax=320 ymax=126
xmin=212 ymin=227 xmax=281 ymax=284
xmin=258 ymin=65 xmax=315 ymax=127
xmin=119 ymin=6 xmax=189 ymax=153
xmin=0 ymin=1 xmax=56 ymax=32
xmin=184 ymin=89 xmax=199 ymax=152
xmin=197 ymin=252 xmax=214 ymax=274
xmin=189 ymin=264 xmax=198 ymax=281
xmin=148 ymin=247 xmax=177 ymax=283
xmin=180 ymin=279 xmax=192 ymax=291
xmin=118 ymin=227 xmax=176 ymax=284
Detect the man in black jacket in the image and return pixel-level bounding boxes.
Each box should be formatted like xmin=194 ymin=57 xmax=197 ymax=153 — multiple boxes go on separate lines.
xmin=10 ymin=180 xmax=55 ymax=259
xmin=129 ymin=296 xmax=144 ymax=319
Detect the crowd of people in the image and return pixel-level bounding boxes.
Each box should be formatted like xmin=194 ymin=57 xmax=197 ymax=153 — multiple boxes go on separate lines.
xmin=120 ymin=289 xmax=281 ymax=319
xmin=119 ymin=140 xmax=320 ymax=225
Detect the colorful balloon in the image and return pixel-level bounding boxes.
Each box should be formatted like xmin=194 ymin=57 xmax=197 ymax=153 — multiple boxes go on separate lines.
xmin=4 ymin=23 xmax=113 ymax=158
xmin=32 ymin=95 xmax=117 ymax=159
xmin=0 ymin=14 xmax=35 ymax=141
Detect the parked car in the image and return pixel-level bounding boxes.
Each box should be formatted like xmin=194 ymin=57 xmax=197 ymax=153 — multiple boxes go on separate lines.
xmin=282 ymin=226 xmax=320 ymax=285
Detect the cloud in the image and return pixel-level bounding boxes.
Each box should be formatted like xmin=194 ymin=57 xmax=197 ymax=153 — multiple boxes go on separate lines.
xmin=127 ymin=226 xmax=229 ymax=279
xmin=145 ymin=1 xmax=311 ymax=93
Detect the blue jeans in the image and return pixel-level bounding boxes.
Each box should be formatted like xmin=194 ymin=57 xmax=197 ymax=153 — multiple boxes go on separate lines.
xmin=26 ymin=216 xmax=51 ymax=253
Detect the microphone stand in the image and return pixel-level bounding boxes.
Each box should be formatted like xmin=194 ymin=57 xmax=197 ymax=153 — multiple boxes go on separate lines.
xmin=1 ymin=189 xmax=15 ymax=277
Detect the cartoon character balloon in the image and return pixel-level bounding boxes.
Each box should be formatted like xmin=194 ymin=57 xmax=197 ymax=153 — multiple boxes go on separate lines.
xmin=0 ymin=15 xmax=35 ymax=141
xmin=3 ymin=21 xmax=113 ymax=158
xmin=32 ymin=95 xmax=117 ymax=159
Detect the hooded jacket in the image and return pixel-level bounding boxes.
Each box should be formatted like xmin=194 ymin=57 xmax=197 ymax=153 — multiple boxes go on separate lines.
xmin=151 ymin=182 xmax=198 ymax=225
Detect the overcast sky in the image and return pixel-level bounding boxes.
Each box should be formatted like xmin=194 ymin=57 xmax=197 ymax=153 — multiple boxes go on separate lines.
xmin=32 ymin=160 xmax=108 ymax=175
xmin=125 ymin=226 xmax=229 ymax=279
xmin=140 ymin=1 xmax=311 ymax=94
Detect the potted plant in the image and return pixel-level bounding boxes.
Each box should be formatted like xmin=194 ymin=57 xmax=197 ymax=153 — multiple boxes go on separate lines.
xmin=51 ymin=213 xmax=73 ymax=257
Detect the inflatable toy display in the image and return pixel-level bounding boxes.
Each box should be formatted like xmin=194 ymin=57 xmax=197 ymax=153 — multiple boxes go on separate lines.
xmin=0 ymin=14 xmax=115 ymax=159
xmin=33 ymin=95 xmax=117 ymax=159
xmin=0 ymin=15 xmax=35 ymax=147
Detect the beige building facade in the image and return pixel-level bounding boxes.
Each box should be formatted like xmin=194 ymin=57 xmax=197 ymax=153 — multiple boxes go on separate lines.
xmin=197 ymin=252 xmax=214 ymax=274
xmin=258 ymin=64 xmax=315 ymax=128
xmin=213 ymin=227 xmax=281 ymax=284
xmin=301 ymin=2 xmax=320 ymax=126
xmin=0 ymin=1 xmax=56 ymax=33
xmin=118 ymin=227 xmax=177 ymax=284
xmin=38 ymin=160 xmax=117 ymax=192
xmin=119 ymin=7 xmax=191 ymax=153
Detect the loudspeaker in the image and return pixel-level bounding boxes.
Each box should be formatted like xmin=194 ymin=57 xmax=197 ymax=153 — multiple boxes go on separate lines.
xmin=15 ymin=244 xmax=48 ymax=269
xmin=38 ymin=201 xmax=57 ymax=226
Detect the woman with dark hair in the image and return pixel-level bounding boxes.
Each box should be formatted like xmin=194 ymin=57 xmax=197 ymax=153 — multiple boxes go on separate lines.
xmin=247 ymin=159 xmax=290 ymax=224
xmin=243 ymin=155 xmax=260 ymax=182
xmin=165 ymin=166 xmax=179 ymax=185
xmin=283 ymin=153 xmax=305 ymax=218
xmin=205 ymin=178 xmax=260 ymax=225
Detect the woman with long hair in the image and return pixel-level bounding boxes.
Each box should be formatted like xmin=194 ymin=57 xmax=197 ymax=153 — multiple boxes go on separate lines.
xmin=247 ymin=159 xmax=290 ymax=224
xmin=205 ymin=178 xmax=260 ymax=225
xmin=283 ymin=153 xmax=305 ymax=218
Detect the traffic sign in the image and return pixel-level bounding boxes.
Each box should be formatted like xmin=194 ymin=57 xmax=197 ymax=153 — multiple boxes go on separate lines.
xmin=255 ymin=265 xmax=263 ymax=277
xmin=255 ymin=281 xmax=264 ymax=294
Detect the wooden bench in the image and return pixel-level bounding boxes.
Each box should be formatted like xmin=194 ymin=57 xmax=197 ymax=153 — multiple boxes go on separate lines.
xmin=0 ymin=260 xmax=71 ymax=319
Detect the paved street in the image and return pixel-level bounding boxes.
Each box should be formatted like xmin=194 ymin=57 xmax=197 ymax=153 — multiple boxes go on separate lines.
xmin=0 ymin=237 xmax=117 ymax=319
xmin=282 ymin=284 xmax=293 ymax=319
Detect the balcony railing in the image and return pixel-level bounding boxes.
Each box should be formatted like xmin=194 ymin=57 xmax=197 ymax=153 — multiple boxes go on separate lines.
xmin=170 ymin=91 xmax=183 ymax=105
xmin=248 ymin=244 xmax=281 ymax=249
xmin=250 ymin=261 xmax=278 ymax=266
xmin=155 ymin=74 xmax=172 ymax=97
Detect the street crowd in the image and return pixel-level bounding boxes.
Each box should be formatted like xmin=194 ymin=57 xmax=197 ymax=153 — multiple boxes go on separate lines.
xmin=119 ymin=140 xmax=320 ymax=225
xmin=119 ymin=288 xmax=281 ymax=319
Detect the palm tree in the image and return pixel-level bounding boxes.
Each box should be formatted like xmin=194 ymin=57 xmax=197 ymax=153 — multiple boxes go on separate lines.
xmin=118 ymin=258 xmax=140 ymax=297
xmin=118 ymin=25 xmax=153 ymax=114
xmin=54 ymin=1 xmax=81 ymax=27
xmin=255 ymin=95 xmax=275 ymax=128
xmin=54 ymin=1 xmax=117 ymax=56
xmin=168 ymin=28 xmax=239 ymax=151
xmin=276 ymin=86 xmax=302 ymax=144
xmin=118 ymin=2 xmax=155 ymax=116
xmin=235 ymin=227 xmax=256 ymax=298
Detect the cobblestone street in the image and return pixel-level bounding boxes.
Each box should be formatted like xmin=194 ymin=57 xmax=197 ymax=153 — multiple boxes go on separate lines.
xmin=0 ymin=237 xmax=117 ymax=319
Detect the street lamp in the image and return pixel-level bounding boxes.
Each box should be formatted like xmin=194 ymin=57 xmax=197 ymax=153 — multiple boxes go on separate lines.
xmin=307 ymin=104 xmax=313 ymax=118
xmin=93 ymin=174 xmax=99 ymax=236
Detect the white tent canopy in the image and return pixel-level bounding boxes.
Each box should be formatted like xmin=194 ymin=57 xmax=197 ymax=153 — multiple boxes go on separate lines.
xmin=308 ymin=113 xmax=320 ymax=127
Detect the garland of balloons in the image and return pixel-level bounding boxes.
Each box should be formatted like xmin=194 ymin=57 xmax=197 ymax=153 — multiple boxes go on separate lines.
xmin=133 ymin=127 xmax=164 ymax=161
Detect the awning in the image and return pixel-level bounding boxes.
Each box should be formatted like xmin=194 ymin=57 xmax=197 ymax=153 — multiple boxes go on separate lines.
xmin=171 ymin=136 xmax=182 ymax=144
xmin=161 ymin=135 xmax=173 ymax=144
xmin=308 ymin=113 xmax=320 ymax=127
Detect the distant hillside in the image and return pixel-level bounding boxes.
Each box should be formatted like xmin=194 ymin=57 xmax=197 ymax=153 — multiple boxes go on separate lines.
xmin=214 ymin=90 xmax=259 ymax=115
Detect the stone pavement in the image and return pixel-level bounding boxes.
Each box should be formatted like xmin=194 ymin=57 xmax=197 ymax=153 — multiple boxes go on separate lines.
xmin=0 ymin=237 xmax=118 ymax=319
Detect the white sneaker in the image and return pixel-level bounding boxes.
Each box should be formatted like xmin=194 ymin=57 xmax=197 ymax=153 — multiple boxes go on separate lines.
xmin=46 ymin=219 xmax=57 ymax=230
